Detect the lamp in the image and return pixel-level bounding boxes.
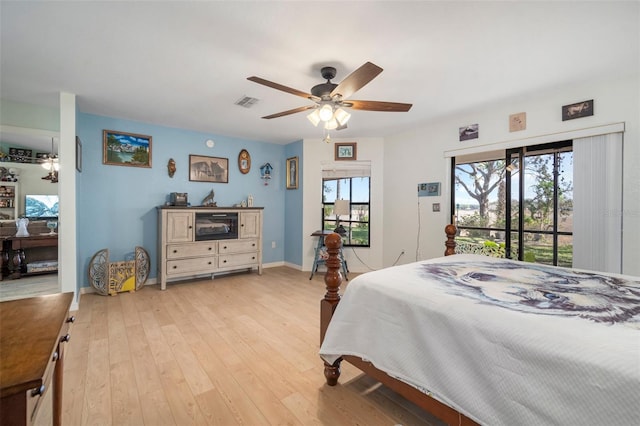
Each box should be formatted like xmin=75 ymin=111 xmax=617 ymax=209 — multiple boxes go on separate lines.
xmin=41 ymin=138 xmax=59 ymax=183
xmin=334 ymin=199 xmax=350 ymax=236
xmin=318 ymin=104 xmax=334 ymax=121
xmin=307 ymin=109 xmax=321 ymax=127
xmin=333 ymin=107 xmax=351 ymax=126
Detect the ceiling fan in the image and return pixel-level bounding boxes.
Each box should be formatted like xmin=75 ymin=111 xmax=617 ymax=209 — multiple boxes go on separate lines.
xmin=247 ymin=62 xmax=412 ymax=134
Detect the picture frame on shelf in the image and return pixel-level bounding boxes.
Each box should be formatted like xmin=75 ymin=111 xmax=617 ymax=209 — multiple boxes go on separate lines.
xmin=189 ymin=154 xmax=229 ymax=183
xmin=286 ymin=156 xmax=298 ymax=189
xmin=335 ymin=142 xmax=357 ymax=161
xmin=103 ymin=130 xmax=152 ymax=168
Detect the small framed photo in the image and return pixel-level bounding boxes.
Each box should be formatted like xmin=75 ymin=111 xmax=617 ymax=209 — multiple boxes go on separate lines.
xmin=238 ymin=149 xmax=251 ymax=174
xmin=562 ymin=99 xmax=593 ymax=121
xmin=76 ymin=136 xmax=82 ymax=172
xmin=189 ymin=155 xmax=228 ymax=183
xmin=459 ymin=123 xmax=479 ymax=141
xmin=425 ymin=182 xmax=441 ymax=196
xmin=432 ymin=203 xmax=441 ymax=212
xmin=335 ymin=142 xmax=357 ymax=161
xmin=103 ymin=130 xmax=152 ymax=168
xmin=509 ymin=112 xmax=526 ymax=132
xmin=286 ymin=156 xmax=298 ymax=189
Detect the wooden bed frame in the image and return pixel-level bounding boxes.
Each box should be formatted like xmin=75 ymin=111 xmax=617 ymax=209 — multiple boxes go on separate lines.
xmin=320 ymin=224 xmax=479 ymax=426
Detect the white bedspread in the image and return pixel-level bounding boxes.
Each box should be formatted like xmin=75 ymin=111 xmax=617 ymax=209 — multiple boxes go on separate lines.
xmin=319 ymin=254 xmax=640 ymax=425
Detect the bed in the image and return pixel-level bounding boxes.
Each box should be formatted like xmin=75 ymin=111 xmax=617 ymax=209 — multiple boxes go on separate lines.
xmin=318 ymin=227 xmax=640 ymax=425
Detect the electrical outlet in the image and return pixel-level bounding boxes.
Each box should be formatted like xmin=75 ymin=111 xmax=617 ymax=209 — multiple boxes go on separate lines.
xmin=271 ymin=241 xmax=276 ymax=248
xmin=400 ymin=249 xmax=406 ymax=255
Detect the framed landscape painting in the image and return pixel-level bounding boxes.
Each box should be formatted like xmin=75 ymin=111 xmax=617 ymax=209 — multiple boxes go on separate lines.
xmin=103 ymin=130 xmax=152 ymax=168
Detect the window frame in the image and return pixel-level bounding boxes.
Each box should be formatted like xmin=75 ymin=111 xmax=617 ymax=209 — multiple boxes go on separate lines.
xmin=321 ymin=176 xmax=371 ymax=247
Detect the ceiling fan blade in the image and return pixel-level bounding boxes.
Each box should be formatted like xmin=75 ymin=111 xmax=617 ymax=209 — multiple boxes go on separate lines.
xmin=262 ymin=105 xmax=316 ymax=119
xmin=247 ymin=76 xmax=313 ymax=100
xmin=330 ymin=62 xmax=383 ymax=99
xmin=347 ymin=100 xmax=413 ymax=112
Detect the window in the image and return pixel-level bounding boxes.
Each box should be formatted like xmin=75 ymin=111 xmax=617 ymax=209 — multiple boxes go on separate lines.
xmin=452 ymin=141 xmax=573 ymax=266
xmin=322 ymin=177 xmax=370 ymax=247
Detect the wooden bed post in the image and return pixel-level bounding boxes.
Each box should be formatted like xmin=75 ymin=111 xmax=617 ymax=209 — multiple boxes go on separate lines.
xmin=444 ymin=223 xmax=457 ymax=256
xmin=320 ymin=232 xmax=343 ymax=386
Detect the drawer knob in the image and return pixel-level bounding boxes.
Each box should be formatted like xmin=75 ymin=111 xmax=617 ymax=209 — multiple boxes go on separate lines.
xmin=31 ymin=385 xmax=46 ymax=397
xmin=252 ymin=256 xmax=255 ymax=260
xmin=67 ymin=316 xmax=76 ymax=323
xmin=60 ymin=334 xmax=71 ymax=343
xmin=223 ymin=246 xmax=227 ymax=249
xmin=208 ymin=261 xmax=212 ymax=265
xmin=173 ymin=249 xmax=178 ymax=253
xmin=208 ymin=247 xmax=212 ymax=250
xmin=172 ymin=265 xmax=177 ymax=269
xmin=223 ymin=260 xmax=227 ymax=263
xmin=252 ymin=243 xmax=255 ymax=247
xmin=52 ymin=351 xmax=59 ymax=362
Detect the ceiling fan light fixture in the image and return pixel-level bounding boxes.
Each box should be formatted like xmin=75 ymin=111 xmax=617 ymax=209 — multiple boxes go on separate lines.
xmin=319 ymin=104 xmax=334 ymax=122
xmin=334 ymin=107 xmax=351 ymax=126
xmin=307 ymin=109 xmax=321 ymax=126
xmin=324 ymin=118 xmax=339 ymax=130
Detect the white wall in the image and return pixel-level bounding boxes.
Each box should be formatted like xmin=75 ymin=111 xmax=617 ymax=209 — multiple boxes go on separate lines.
xmin=383 ymin=74 xmax=640 ymax=276
xmin=302 ymin=137 xmax=385 ymax=273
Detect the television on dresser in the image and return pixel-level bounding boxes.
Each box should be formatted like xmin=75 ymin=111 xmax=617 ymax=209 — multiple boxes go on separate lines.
xmin=25 ymin=194 xmax=59 ymax=220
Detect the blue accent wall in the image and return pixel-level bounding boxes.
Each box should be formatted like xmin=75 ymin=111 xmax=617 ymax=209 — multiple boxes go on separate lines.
xmin=76 ymin=112 xmax=285 ymax=287
xmin=284 ymin=141 xmax=303 ymax=266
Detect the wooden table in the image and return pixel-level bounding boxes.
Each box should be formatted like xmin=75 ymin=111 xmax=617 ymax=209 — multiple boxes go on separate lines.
xmin=1 ymin=234 xmax=58 ymax=280
xmin=0 ymin=292 xmax=74 ymax=426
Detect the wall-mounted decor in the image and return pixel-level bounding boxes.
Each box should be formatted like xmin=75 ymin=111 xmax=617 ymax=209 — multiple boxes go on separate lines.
xmin=562 ymin=99 xmax=593 ymax=121
xmin=103 ymin=130 xmax=152 ymax=168
xmin=260 ymin=163 xmax=273 ymax=185
xmin=459 ymin=124 xmax=479 ymax=141
xmin=509 ymin=112 xmax=526 ymax=132
xmin=189 ymin=154 xmax=228 ymax=183
xmin=286 ymin=156 xmax=298 ymax=189
xmin=418 ymin=182 xmax=441 ymax=197
xmin=75 ymin=136 xmax=82 ymax=172
xmin=238 ymin=149 xmax=251 ymax=174
xmin=335 ymin=142 xmax=357 ymax=161
xmin=167 ymin=158 xmax=176 ymax=178
xmin=8 ymin=148 xmax=32 ymax=163
xmin=432 ymin=203 xmax=441 ymax=212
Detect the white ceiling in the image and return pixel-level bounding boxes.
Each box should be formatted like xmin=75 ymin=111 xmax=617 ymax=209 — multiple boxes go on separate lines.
xmin=1 ymin=1 xmax=638 ymax=150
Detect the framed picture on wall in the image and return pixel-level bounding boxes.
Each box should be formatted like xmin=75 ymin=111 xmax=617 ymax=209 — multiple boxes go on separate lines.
xmin=103 ymin=130 xmax=152 ymax=168
xmin=189 ymin=154 xmax=229 ymax=183
xmin=286 ymin=156 xmax=298 ymax=189
xmin=335 ymin=142 xmax=357 ymax=161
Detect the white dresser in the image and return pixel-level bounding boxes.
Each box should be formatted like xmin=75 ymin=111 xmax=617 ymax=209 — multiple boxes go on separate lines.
xmin=157 ymin=206 xmax=263 ymax=290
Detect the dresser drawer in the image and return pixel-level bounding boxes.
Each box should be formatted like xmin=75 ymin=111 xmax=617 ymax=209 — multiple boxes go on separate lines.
xmin=219 ymin=252 xmax=258 ymax=268
xmin=166 ymin=256 xmax=217 ymax=275
xmin=167 ymin=242 xmax=217 ymax=259
xmin=218 ymin=239 xmax=258 ymax=254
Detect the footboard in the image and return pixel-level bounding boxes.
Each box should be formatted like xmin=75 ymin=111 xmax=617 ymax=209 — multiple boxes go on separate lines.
xmin=319 ymin=226 xmax=478 ymax=426
xmin=319 ymin=232 xmax=343 ymax=385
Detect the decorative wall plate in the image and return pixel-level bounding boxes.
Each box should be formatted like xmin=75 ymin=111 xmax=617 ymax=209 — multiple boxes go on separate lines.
xmin=238 ymin=149 xmax=251 ymax=174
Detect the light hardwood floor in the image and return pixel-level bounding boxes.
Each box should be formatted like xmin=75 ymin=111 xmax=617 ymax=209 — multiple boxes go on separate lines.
xmin=54 ymin=267 xmax=444 ymax=426
xmin=0 ymin=273 xmax=58 ymax=302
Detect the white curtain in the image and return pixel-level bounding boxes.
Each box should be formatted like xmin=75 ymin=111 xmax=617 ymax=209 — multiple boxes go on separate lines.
xmin=573 ymin=133 xmax=623 ymax=273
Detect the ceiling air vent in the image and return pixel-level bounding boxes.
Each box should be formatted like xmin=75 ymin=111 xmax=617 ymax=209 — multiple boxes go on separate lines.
xmin=235 ymin=96 xmax=259 ymax=108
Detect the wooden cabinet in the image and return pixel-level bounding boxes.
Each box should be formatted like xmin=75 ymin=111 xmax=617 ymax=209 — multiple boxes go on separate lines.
xmin=157 ymin=207 xmax=263 ymax=290
xmin=0 ymin=292 xmax=74 ymax=426
xmin=0 ymin=182 xmax=18 ymax=222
